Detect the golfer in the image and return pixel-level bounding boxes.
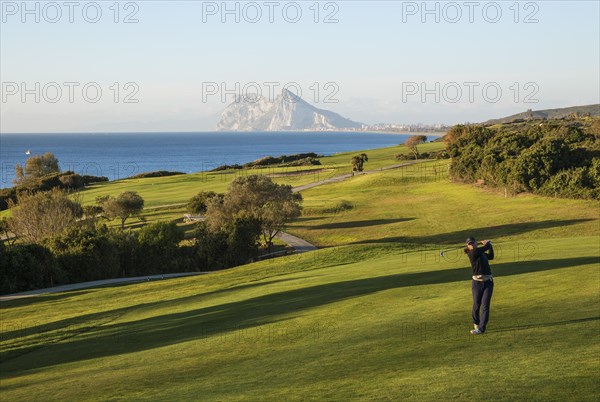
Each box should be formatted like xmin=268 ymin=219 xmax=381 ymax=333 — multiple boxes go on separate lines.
xmin=464 ymin=237 xmax=494 ymax=335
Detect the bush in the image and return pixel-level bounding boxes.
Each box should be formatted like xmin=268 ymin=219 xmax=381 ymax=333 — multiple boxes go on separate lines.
xmin=244 ymin=153 xmax=321 ymax=168
xmin=8 ymin=188 xmax=83 ymax=243
xmin=138 ymin=222 xmax=185 ymax=274
xmin=446 ymin=118 xmax=600 ymax=199
xmin=210 ymin=164 xmax=243 ymax=172
xmin=194 ymin=222 xmax=229 ymax=271
xmin=128 ymin=171 xmax=185 ymax=179
xmin=226 ymin=217 xmax=261 ymax=265
xmin=394 ymin=153 xmax=411 ymax=161
xmin=82 ymin=175 xmax=109 ymax=185
xmin=187 ymin=191 xmax=221 ymax=214
xmin=0 ymin=171 xmax=102 ymax=211
xmin=316 ymin=200 xmax=354 ymax=214
xmin=46 ymin=226 xmax=123 ymax=282
xmin=0 ymin=187 xmax=17 ymax=211
xmin=278 ymin=157 xmax=322 ymax=167
xmin=0 ymin=244 xmax=61 ymax=294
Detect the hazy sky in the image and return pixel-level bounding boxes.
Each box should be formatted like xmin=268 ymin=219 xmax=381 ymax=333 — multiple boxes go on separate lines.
xmin=1 ymin=0 xmax=599 ymax=132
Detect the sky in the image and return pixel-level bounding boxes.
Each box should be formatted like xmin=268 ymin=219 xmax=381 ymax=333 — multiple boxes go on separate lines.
xmin=1 ymin=0 xmax=599 ymax=132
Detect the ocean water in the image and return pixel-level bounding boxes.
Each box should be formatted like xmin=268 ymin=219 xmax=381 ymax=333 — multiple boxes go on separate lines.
xmin=0 ymin=131 xmax=420 ymax=188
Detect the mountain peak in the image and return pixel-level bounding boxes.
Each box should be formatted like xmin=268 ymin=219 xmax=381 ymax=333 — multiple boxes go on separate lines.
xmin=216 ymin=91 xmax=362 ymax=131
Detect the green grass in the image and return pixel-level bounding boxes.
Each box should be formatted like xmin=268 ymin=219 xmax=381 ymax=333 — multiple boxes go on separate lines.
xmin=1 ymin=141 xmax=599 ymax=401
xmin=1 ymin=239 xmax=598 ymax=400
xmin=286 ymin=160 xmax=599 ymax=247
xmin=0 ymin=142 xmax=442 ymax=220
xmin=75 ymin=141 xmax=441 ymax=207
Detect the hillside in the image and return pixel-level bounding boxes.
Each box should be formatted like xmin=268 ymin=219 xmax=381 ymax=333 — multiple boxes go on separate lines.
xmin=446 ymin=117 xmax=600 ymax=200
xmin=1 ymin=152 xmax=598 ymax=401
xmin=484 ymin=104 xmax=600 ymax=124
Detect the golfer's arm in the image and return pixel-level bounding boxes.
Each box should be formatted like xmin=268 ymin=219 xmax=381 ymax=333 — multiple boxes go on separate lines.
xmin=478 ymin=243 xmax=492 ymax=253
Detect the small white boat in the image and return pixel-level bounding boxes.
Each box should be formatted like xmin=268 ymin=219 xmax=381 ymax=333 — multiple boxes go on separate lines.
xmin=25 ymin=149 xmax=31 ymax=155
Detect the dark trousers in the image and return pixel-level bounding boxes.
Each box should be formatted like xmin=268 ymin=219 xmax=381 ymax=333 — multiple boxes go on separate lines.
xmin=472 ymin=279 xmax=494 ymax=332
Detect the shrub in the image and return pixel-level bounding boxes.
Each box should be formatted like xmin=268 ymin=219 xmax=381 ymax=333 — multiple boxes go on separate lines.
xmin=46 ymin=226 xmax=123 ymax=282
xmin=8 ymin=188 xmax=83 ymax=243
xmin=0 ymin=244 xmax=61 ymax=294
xmin=446 ymin=118 xmax=600 ymax=199
xmin=225 ymin=217 xmax=261 ymax=266
xmin=128 ymin=171 xmax=185 ymax=179
xmin=138 ymin=222 xmax=185 ymax=274
xmin=187 ymin=191 xmax=221 ymax=214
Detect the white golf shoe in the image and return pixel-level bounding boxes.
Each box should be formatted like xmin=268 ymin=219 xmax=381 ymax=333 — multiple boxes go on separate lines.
xmin=470 ymin=327 xmax=484 ymax=335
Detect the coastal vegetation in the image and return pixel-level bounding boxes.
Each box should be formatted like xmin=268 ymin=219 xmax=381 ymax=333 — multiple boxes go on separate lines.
xmin=211 ymin=152 xmax=323 ymax=171
xmin=447 ymin=117 xmax=600 ymax=199
xmin=0 ymin=176 xmax=301 ymax=294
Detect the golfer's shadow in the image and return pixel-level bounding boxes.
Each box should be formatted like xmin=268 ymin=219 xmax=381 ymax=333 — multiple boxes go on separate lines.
xmin=493 ymin=316 xmax=600 ymax=333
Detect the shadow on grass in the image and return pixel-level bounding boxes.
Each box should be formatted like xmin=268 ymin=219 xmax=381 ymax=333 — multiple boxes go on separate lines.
xmin=0 ymin=276 xmax=313 ymax=341
xmin=290 ymin=217 xmax=328 ymax=224
xmin=1 ymin=256 xmax=597 ymax=375
xmin=351 ymin=219 xmax=594 ymax=245
xmin=0 ymin=290 xmax=95 ymax=308
xmin=494 ymin=316 xmax=600 ymax=333
xmin=299 ymin=218 xmax=414 ymax=230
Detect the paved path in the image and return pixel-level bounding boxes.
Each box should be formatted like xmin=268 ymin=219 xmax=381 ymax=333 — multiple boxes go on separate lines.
xmin=0 ymin=160 xmax=424 ymax=300
xmin=292 ymin=160 xmax=423 ymax=192
xmin=274 ymin=231 xmax=318 ymax=253
xmin=0 ymin=232 xmax=313 ymax=301
xmin=0 ymin=272 xmax=205 ymax=302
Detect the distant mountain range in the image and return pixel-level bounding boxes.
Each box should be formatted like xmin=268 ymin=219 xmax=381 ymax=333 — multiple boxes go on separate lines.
xmin=216 ymin=90 xmax=362 ymax=131
xmin=484 ymin=104 xmax=600 ymax=124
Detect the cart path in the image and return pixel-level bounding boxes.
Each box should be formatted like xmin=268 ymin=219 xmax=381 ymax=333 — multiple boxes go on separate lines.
xmin=0 ymin=160 xmax=428 ymax=300
xmin=0 ymin=272 xmax=205 ymax=302
xmin=274 ymin=231 xmax=318 ymax=253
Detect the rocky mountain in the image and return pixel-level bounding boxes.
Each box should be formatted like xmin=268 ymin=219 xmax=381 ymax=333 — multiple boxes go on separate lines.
xmin=216 ymin=90 xmax=362 ymax=131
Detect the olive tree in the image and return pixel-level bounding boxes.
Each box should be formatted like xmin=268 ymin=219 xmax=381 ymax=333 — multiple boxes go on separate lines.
xmin=206 ymin=175 xmax=302 ymax=250
xmin=7 ymin=188 xmax=83 ymax=243
xmin=98 ymin=191 xmax=145 ymax=229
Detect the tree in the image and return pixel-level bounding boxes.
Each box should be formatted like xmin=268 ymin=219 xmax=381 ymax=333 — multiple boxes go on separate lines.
xmin=206 ymin=175 xmax=302 ymax=251
xmin=0 ymin=218 xmax=14 ymax=247
xmin=187 ymin=191 xmax=221 ymax=214
xmin=138 ymin=221 xmax=183 ymax=249
xmin=7 ymin=188 xmax=83 ymax=243
xmin=0 ymin=217 xmax=16 ymax=247
xmin=351 ymin=153 xmax=369 ymax=174
xmin=193 ymin=221 xmax=229 ymax=270
xmin=15 ymin=152 xmax=60 ymax=184
xmin=98 ymin=191 xmax=145 ymax=229
xmin=226 ymin=217 xmax=261 ymax=266
xmin=138 ymin=221 xmax=184 ymax=274
xmin=0 ymin=243 xmax=60 ymax=294
xmin=405 ymin=135 xmax=428 ymax=159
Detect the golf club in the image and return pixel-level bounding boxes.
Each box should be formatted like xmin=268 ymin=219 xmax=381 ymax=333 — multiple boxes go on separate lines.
xmin=440 ymin=241 xmax=484 ymax=257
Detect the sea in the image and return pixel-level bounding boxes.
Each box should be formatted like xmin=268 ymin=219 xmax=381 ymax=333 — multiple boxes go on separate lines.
xmin=0 ymin=131 xmax=428 ymax=188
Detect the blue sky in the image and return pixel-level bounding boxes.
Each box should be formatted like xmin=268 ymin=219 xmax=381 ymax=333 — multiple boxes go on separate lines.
xmin=1 ymin=0 xmax=599 ymax=132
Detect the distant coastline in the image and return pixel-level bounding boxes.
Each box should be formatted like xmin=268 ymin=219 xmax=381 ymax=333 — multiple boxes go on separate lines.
xmin=1 ymin=130 xmax=443 ymax=136
xmin=0 ymin=131 xmax=417 ymax=188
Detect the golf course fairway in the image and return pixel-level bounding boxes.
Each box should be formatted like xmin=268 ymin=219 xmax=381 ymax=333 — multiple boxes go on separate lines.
xmin=1 ymin=154 xmax=598 ymax=401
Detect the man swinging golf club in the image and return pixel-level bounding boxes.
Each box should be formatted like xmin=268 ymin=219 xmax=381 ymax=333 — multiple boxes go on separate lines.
xmin=464 ymin=237 xmax=494 ymax=335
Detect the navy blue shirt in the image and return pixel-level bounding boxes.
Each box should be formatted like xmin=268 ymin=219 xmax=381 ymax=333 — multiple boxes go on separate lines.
xmin=466 ymin=243 xmax=494 ymax=276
